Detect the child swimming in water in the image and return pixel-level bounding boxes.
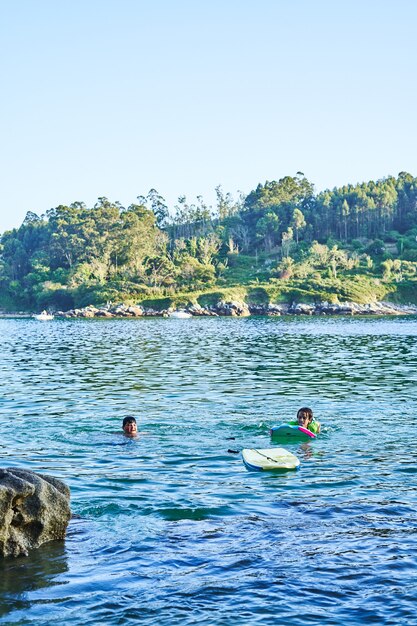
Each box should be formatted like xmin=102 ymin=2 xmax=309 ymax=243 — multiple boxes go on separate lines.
xmin=122 ymin=415 xmax=138 ymax=436
xmin=289 ymin=407 xmax=321 ymax=434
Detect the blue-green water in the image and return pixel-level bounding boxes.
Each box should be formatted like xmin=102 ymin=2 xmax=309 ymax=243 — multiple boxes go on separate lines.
xmin=1 ymin=315 xmax=417 ymax=625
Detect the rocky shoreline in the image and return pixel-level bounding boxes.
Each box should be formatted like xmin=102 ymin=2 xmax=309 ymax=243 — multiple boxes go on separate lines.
xmin=2 ymin=300 xmax=417 ymax=319
xmin=49 ymin=300 xmax=417 ymax=318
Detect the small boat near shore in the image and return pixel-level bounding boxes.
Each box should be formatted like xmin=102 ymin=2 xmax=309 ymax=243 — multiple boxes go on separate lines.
xmin=34 ymin=311 xmax=54 ymax=321
xmin=169 ymin=310 xmax=192 ymax=319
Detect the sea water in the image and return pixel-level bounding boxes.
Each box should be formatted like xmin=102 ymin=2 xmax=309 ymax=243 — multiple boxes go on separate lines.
xmin=0 ymin=315 xmax=416 ymax=625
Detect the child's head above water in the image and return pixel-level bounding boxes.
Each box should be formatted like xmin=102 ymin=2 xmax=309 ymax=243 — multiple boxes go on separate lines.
xmin=122 ymin=415 xmax=137 ymax=435
xmin=296 ymin=407 xmax=313 ymax=428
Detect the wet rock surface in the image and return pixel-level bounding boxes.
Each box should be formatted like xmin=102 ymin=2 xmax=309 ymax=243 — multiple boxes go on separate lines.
xmin=0 ymin=468 xmax=71 ymax=558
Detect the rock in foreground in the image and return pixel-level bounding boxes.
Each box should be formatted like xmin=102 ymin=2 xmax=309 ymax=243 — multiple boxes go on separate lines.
xmin=0 ymin=468 xmax=71 ymax=558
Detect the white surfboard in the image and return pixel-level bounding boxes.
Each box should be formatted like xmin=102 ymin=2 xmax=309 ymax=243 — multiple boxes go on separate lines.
xmin=242 ymin=447 xmax=300 ymax=471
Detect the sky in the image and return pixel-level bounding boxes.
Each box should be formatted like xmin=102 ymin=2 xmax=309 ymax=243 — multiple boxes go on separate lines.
xmin=0 ymin=0 xmax=416 ymax=232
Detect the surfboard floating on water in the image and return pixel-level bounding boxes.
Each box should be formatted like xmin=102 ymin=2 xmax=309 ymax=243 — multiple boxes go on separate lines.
xmin=242 ymin=447 xmax=300 ymax=471
xmin=270 ymin=424 xmax=316 ymax=440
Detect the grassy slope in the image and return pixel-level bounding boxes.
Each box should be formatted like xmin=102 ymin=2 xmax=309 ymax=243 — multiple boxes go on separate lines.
xmin=1 ymin=252 xmax=416 ymax=313
xmin=134 ymin=254 xmax=416 ymax=311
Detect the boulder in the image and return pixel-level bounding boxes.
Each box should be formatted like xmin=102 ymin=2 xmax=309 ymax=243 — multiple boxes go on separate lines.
xmin=290 ymin=303 xmax=314 ymax=315
xmin=109 ymin=304 xmax=129 ymax=316
xmin=215 ymin=300 xmax=251 ymax=317
xmin=0 ymin=468 xmax=71 ymax=558
xmin=248 ymin=303 xmax=284 ymax=316
xmin=142 ymin=308 xmax=164 ymax=317
xmin=95 ymin=309 xmax=113 ymax=317
xmin=188 ymin=303 xmax=211 ymax=316
xmin=78 ymin=309 xmax=96 ymax=318
xmin=248 ymin=304 xmax=267 ymax=315
xmin=126 ymin=305 xmax=143 ymax=317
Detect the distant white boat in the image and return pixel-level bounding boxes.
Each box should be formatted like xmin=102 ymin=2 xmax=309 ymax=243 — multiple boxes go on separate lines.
xmin=34 ymin=311 xmax=54 ymax=321
xmin=169 ymin=310 xmax=192 ymax=319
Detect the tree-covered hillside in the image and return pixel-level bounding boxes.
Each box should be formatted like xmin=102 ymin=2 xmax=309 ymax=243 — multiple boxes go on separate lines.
xmin=1 ymin=173 xmax=417 ymax=311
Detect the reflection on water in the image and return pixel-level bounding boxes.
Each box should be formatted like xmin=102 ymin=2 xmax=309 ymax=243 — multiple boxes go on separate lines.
xmin=0 ymin=540 xmax=68 ymax=618
xmin=0 ymin=316 xmax=417 ymax=625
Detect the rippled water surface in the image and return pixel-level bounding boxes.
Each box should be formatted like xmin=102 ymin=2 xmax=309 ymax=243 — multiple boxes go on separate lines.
xmin=1 ymin=316 xmax=417 ymax=625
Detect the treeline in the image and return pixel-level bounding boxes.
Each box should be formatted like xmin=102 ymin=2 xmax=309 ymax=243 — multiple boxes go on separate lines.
xmin=1 ymin=172 xmax=416 ymax=309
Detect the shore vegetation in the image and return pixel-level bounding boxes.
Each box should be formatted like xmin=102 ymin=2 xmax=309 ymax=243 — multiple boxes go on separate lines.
xmin=1 ymin=173 xmax=417 ymax=312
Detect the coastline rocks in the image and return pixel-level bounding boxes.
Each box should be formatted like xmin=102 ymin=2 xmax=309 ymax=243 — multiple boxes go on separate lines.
xmin=248 ymin=303 xmax=288 ymax=316
xmin=214 ymin=301 xmax=250 ymax=317
xmin=313 ymin=301 xmax=417 ymax=316
xmin=290 ymin=303 xmax=315 ymax=315
xmin=184 ymin=304 xmax=218 ymax=316
xmin=55 ymin=300 xmax=417 ymax=319
xmin=63 ymin=303 xmax=146 ymax=318
xmin=0 ymin=468 xmax=71 ymax=558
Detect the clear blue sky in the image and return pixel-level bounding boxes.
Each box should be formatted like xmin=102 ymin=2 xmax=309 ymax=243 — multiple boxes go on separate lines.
xmin=1 ymin=0 xmax=416 ymax=232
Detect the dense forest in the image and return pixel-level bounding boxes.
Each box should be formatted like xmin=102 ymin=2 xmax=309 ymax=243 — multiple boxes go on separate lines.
xmin=1 ymin=172 xmax=417 ymax=311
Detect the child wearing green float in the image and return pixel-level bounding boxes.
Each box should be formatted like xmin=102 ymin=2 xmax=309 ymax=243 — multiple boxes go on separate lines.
xmin=289 ymin=407 xmax=321 ymax=434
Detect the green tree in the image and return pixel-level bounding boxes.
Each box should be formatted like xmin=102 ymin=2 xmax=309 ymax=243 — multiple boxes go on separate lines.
xmin=145 ymin=255 xmax=176 ymax=287
xmin=215 ymin=185 xmax=242 ymax=219
xmin=281 ymin=227 xmax=294 ymax=258
xmin=291 ymin=208 xmax=306 ymax=243
xmin=256 ymin=212 xmax=280 ymax=251
xmin=328 ymin=246 xmax=348 ymax=278
xmin=47 ymin=205 xmax=86 ymax=268
xmin=341 ymin=199 xmax=350 ymax=241
xmin=118 ymin=204 xmax=159 ymax=277
xmin=381 ymin=258 xmax=393 ymax=280
xmin=147 ymin=189 xmax=169 ymax=228
xmin=197 ymin=234 xmax=221 ymax=265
